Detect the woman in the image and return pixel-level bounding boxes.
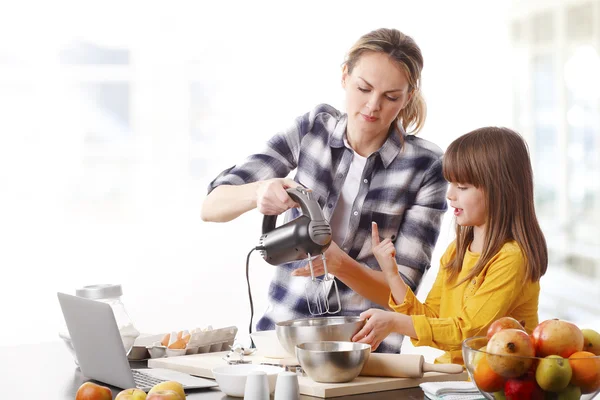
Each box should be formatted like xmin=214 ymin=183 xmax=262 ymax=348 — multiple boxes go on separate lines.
xmin=201 ymin=28 xmax=447 ymax=353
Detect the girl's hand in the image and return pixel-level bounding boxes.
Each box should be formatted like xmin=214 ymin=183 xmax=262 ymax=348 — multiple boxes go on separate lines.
xmin=292 ymin=241 xmax=345 ymax=277
xmin=256 ymin=178 xmax=299 ymax=215
xmin=371 ymin=222 xmax=398 ymax=277
xmin=352 ymin=308 xmax=400 ymax=351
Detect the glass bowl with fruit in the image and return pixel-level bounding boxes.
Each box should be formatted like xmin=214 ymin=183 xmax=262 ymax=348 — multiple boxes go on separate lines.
xmin=462 ymin=318 xmax=600 ymax=400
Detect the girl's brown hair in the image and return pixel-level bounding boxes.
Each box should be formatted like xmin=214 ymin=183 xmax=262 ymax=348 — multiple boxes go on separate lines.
xmin=443 ymin=127 xmax=547 ymax=284
xmin=343 ymin=28 xmax=426 ymax=135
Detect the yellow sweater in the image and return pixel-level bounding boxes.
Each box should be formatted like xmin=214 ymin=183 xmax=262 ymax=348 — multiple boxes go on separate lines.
xmin=390 ymin=240 xmax=539 ymax=364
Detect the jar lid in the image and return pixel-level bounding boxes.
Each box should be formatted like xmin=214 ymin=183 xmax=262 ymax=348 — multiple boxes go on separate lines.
xmin=76 ymin=284 xmax=123 ymax=299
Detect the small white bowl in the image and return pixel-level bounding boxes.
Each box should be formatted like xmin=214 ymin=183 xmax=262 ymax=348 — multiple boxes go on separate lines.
xmin=212 ymin=364 xmax=284 ymax=397
xmin=250 ymin=330 xmax=291 ymax=358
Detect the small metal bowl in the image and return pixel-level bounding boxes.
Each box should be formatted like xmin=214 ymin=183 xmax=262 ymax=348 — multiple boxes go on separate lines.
xmin=276 ymin=316 xmax=365 ymax=356
xmin=296 ymin=341 xmax=371 ymax=383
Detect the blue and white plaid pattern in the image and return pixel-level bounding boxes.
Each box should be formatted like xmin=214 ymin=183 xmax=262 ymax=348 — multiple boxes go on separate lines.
xmin=207 ymin=104 xmax=448 ymax=353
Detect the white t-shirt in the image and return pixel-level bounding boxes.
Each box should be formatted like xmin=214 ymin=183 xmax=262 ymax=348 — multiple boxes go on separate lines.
xmin=330 ymin=149 xmax=368 ymax=246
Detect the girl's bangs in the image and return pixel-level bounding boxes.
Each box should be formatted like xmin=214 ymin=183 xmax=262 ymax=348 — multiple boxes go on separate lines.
xmin=443 ymin=145 xmax=478 ymax=185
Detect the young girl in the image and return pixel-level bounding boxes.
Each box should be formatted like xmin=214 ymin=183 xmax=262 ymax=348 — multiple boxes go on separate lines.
xmin=352 ymin=127 xmax=548 ymax=363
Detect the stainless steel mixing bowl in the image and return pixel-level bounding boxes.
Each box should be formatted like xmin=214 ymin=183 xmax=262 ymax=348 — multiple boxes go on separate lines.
xmin=296 ymin=341 xmax=371 ymax=383
xmin=275 ymin=316 xmax=365 ymax=356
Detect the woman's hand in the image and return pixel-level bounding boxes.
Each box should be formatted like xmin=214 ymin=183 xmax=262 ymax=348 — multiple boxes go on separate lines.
xmin=255 ymin=178 xmax=299 ymax=215
xmin=291 ymin=241 xmax=346 ymax=277
xmin=371 ymin=222 xmax=398 ymax=277
xmin=352 ymin=308 xmax=401 ymax=351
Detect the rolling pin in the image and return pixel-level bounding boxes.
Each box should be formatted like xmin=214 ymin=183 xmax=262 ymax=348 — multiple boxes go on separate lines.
xmin=360 ymin=353 xmax=464 ymax=378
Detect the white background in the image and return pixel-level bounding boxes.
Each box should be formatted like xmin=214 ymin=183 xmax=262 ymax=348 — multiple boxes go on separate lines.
xmin=1 ymin=0 xmax=564 ymax=351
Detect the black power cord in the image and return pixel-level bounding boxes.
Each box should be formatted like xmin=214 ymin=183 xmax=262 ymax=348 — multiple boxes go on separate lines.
xmin=246 ymin=246 xmax=264 ymax=348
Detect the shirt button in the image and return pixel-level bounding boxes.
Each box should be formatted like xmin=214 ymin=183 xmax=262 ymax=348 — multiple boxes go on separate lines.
xmin=472 ymin=279 xmax=476 ymax=284
xmin=327 ymin=203 xmax=333 ymax=208
xmin=337 ymin=173 xmax=343 ymax=178
xmin=363 ymin=179 xmax=368 ymax=184
xmin=353 ymin=211 xmax=359 ymax=216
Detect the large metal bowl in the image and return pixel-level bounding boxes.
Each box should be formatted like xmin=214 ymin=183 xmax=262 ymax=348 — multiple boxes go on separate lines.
xmin=275 ymin=316 xmax=365 ymax=356
xmin=296 ymin=341 xmax=371 ymax=383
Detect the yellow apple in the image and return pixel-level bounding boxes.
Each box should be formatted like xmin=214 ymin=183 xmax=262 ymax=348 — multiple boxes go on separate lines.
xmin=146 ymin=390 xmax=182 ymax=400
xmin=115 ymin=388 xmax=147 ymax=400
xmin=147 ymin=381 xmax=185 ymax=399
xmin=582 ymin=328 xmax=600 ymax=356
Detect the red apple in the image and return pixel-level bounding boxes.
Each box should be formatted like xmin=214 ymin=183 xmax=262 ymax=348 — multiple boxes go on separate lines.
xmin=504 ymin=378 xmax=544 ymax=400
xmin=487 ymin=317 xmax=526 ymax=340
xmin=532 ymin=319 xmax=584 ymax=358
xmin=146 ymin=390 xmax=182 ymax=400
xmin=76 ymin=382 xmax=113 ymax=400
xmin=115 ymin=388 xmax=147 ymax=400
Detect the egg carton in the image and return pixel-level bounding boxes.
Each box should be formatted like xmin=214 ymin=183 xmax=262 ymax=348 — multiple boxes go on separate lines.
xmin=187 ymin=325 xmax=238 ymax=353
xmin=128 ymin=326 xmax=238 ymax=360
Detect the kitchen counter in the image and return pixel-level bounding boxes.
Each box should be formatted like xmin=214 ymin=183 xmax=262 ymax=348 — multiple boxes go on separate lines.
xmin=2 ymin=342 xmax=426 ymax=399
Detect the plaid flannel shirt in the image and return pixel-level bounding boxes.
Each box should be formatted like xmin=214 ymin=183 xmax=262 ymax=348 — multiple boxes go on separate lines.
xmin=207 ymin=104 xmax=448 ymax=353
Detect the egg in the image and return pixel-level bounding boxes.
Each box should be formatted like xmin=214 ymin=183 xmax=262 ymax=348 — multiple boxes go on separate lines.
xmin=168 ymin=338 xmax=187 ymax=349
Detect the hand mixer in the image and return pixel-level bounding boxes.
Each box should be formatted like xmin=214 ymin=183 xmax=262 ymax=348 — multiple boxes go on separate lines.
xmin=259 ymin=186 xmax=341 ymax=316
xmin=246 ymin=187 xmax=342 ymax=335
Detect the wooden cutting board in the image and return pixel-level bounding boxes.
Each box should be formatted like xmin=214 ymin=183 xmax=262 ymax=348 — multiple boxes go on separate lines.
xmin=148 ymin=351 xmax=467 ymax=398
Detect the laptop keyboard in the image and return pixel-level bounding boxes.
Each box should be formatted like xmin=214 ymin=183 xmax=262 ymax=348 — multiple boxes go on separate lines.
xmin=132 ymin=369 xmax=168 ymax=389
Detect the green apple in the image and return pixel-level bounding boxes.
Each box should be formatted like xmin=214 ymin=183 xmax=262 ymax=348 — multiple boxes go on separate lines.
xmin=556 ymin=384 xmax=581 ymax=400
xmin=536 ymin=355 xmax=572 ymax=392
xmin=582 ymin=328 xmax=600 ymax=356
xmin=115 ymin=388 xmax=147 ymax=400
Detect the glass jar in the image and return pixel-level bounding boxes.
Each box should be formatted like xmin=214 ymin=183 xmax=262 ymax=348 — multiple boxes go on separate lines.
xmin=60 ymin=284 xmax=140 ymax=364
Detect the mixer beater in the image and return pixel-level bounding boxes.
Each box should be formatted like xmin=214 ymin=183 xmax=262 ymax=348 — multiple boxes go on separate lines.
xmin=305 ymin=253 xmax=341 ymax=316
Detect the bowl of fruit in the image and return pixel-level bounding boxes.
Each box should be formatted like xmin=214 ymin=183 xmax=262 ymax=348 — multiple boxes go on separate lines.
xmin=462 ymin=317 xmax=600 ymax=399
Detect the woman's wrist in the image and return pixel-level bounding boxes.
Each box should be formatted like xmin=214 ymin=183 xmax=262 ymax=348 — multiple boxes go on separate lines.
xmin=328 ymin=250 xmax=349 ymax=277
xmin=251 ymin=181 xmax=263 ymax=205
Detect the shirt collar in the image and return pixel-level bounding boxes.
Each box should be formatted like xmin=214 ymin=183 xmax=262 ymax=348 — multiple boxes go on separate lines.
xmin=329 ymin=114 xmax=347 ymax=148
xmin=379 ymin=124 xmax=405 ymax=168
xmin=329 ymin=114 xmax=405 ymax=168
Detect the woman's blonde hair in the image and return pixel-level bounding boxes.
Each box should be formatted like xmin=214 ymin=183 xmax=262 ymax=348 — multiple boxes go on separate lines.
xmin=443 ymin=127 xmax=548 ymax=285
xmin=343 ymin=28 xmax=426 ymax=135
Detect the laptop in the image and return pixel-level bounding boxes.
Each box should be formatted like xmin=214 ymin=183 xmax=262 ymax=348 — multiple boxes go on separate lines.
xmin=57 ymin=292 xmax=218 ymax=391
